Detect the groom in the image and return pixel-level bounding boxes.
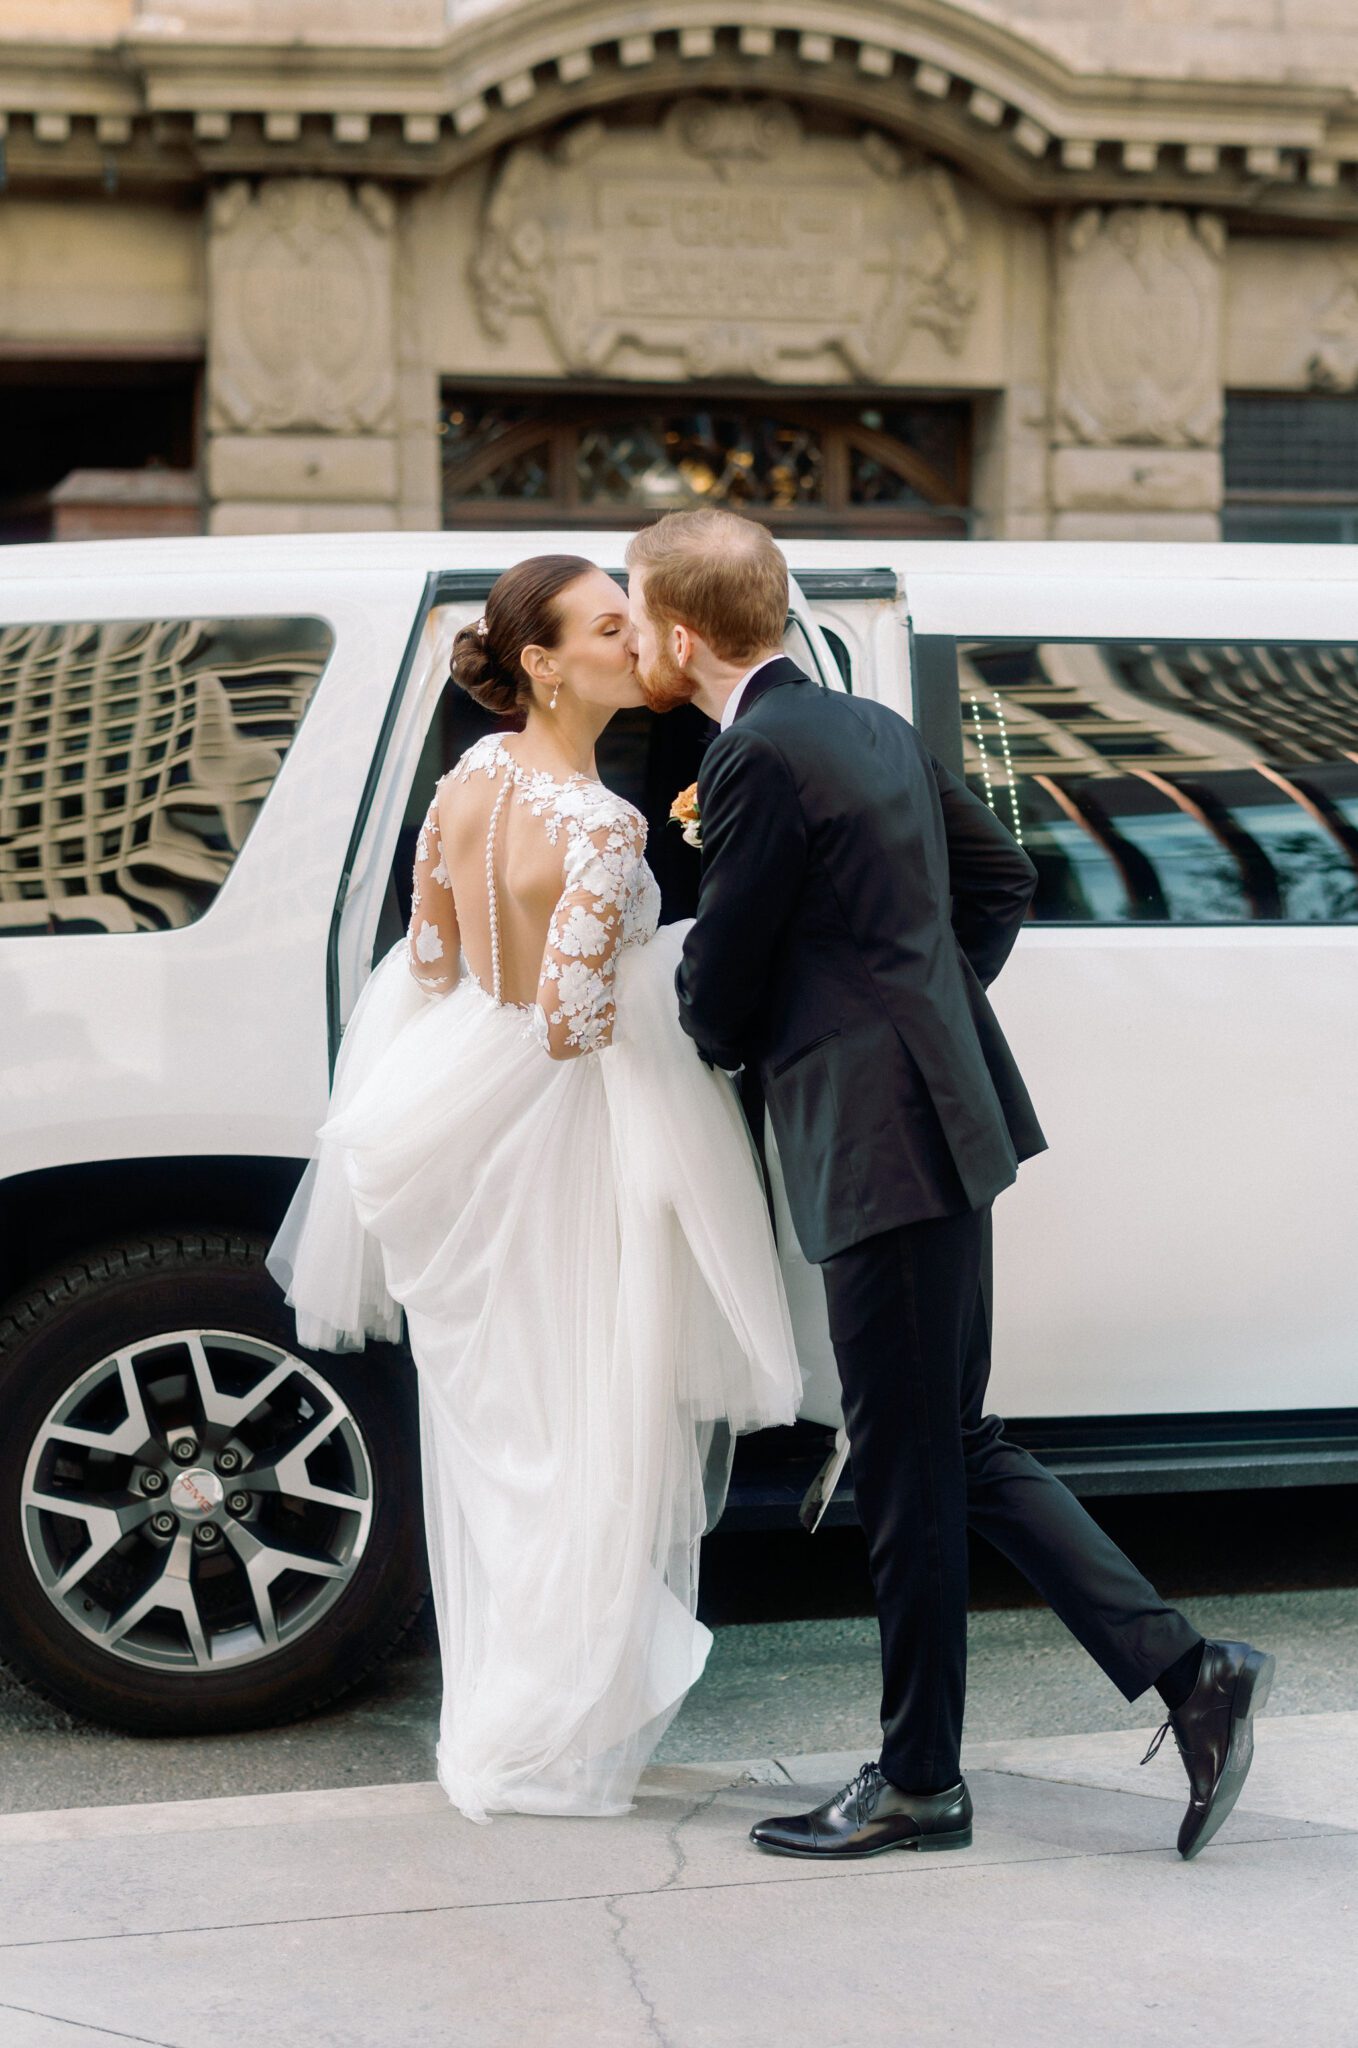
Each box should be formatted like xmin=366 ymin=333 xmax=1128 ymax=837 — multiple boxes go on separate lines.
xmin=627 ymin=506 xmax=1275 ymax=1862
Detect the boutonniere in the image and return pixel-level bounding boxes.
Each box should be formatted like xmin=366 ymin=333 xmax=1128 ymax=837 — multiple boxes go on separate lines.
xmin=669 ymin=780 xmax=702 ymax=850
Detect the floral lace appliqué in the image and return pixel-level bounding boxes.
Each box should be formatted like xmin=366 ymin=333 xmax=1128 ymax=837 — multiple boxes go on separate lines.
xmin=407 ymin=777 xmax=459 ymax=995
xmin=404 ymin=733 xmax=660 ymax=1055
xmin=536 ymin=805 xmax=654 ymax=1055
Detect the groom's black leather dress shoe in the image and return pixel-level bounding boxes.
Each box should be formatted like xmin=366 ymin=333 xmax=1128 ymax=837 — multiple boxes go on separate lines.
xmin=1140 ymin=1638 xmax=1276 ymax=1860
xmin=750 ymin=1762 xmax=973 ymax=1859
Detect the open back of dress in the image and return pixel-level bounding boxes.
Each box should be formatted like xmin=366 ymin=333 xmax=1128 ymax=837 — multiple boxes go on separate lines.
xmin=405 ymin=732 xmax=657 ymax=1058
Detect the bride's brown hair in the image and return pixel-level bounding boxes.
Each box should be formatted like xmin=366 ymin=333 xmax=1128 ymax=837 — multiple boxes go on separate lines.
xmin=450 ymin=554 xmax=596 ymax=727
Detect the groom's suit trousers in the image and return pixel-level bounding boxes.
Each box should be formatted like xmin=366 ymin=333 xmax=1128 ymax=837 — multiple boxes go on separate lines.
xmin=820 ymin=1201 xmax=1202 ymax=1793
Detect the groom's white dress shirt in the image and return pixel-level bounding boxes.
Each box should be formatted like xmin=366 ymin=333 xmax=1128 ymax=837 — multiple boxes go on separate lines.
xmin=720 ymin=655 xmax=784 ymax=732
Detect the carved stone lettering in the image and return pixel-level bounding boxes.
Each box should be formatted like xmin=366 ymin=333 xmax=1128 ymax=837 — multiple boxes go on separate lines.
xmin=209 ymin=178 xmax=397 ymax=434
xmin=1056 ymin=206 xmax=1223 ymax=446
xmin=471 ymin=99 xmax=977 ymax=381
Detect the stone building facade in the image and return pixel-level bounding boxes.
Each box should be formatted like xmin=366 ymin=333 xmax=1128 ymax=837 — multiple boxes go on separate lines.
xmin=5 ymin=0 xmax=1358 ymax=544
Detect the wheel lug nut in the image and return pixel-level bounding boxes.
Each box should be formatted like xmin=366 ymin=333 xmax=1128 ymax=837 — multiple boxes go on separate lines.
xmin=141 ymin=1469 xmax=166 ymax=1495
xmin=150 ymin=1511 xmax=177 ymax=1536
xmin=216 ymin=1448 xmax=242 ymax=1474
xmin=227 ymin=1492 xmax=250 ymax=1515
xmin=194 ymin=1522 xmax=221 ymax=1546
xmin=171 ymin=1438 xmax=197 ymax=1463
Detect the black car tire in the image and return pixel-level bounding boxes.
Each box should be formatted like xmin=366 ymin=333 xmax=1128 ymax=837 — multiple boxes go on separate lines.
xmin=0 ymin=1230 xmax=428 ymax=1735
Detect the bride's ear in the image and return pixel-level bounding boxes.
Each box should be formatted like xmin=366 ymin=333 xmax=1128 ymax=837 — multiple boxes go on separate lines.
xmin=520 ymin=641 xmax=555 ymax=689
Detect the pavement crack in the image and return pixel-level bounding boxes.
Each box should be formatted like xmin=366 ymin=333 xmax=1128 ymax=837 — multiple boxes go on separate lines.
xmin=603 ymin=1894 xmax=673 ymax=2048
xmin=0 ymin=2001 xmax=182 ymax=2047
xmin=0 ymin=1825 xmax=1335 ymax=1955
xmin=657 ymin=1776 xmax=741 ymax=1893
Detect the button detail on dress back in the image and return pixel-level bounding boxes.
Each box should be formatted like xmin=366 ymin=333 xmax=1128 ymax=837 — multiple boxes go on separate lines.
xmin=484 ymin=762 xmax=515 ymax=1006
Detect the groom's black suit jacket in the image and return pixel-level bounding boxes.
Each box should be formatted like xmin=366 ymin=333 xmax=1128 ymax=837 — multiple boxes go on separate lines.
xmin=675 ymin=658 xmax=1047 ymax=1264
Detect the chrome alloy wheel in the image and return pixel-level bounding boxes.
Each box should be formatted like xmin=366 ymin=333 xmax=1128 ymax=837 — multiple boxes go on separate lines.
xmin=21 ymin=1330 xmax=374 ymax=1672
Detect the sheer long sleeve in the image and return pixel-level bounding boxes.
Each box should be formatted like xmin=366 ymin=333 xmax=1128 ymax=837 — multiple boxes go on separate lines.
xmin=407 ymin=783 xmax=461 ymax=998
xmin=534 ymin=811 xmax=645 ymax=1059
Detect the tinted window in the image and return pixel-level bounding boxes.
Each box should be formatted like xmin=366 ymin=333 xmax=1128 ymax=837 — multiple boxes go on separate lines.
xmin=0 ymin=616 xmax=334 ymax=935
xmin=393 ymin=625 xmax=714 ymax=933
xmin=959 ymin=640 xmax=1358 ymax=924
xmin=397 ymin=606 xmax=834 ymax=933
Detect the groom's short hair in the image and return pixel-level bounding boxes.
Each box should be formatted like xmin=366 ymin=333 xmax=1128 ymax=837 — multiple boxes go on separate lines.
xmin=626 ymin=509 xmax=787 ymax=663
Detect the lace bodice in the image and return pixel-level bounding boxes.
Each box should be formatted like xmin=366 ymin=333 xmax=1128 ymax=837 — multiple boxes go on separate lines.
xmin=405 ymin=732 xmax=660 ymax=1057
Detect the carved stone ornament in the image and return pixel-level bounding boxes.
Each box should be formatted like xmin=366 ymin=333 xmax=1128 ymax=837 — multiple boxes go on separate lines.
xmin=470 ymin=99 xmax=977 ymax=381
xmin=1307 ymin=260 xmax=1358 ymax=389
xmin=208 ymin=178 xmax=397 ymax=434
xmin=1056 ymin=206 xmax=1224 ymax=446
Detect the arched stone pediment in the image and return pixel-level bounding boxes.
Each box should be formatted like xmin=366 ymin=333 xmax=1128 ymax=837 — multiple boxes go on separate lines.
xmin=3 ymin=0 xmax=1357 ymax=216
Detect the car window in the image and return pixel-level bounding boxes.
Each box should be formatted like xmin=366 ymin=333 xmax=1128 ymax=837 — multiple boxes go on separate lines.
xmin=0 ymin=615 xmax=334 ymax=935
xmin=958 ymin=638 xmax=1358 ymax=924
xmin=783 ymin=616 xmax=825 ymax=683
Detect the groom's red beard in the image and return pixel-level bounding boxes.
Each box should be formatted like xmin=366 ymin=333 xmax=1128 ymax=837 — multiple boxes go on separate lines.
xmin=637 ymin=641 xmax=698 ymax=716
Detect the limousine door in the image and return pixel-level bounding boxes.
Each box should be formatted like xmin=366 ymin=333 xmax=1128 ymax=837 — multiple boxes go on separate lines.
xmin=902 ymin=564 xmax=1358 ymax=1449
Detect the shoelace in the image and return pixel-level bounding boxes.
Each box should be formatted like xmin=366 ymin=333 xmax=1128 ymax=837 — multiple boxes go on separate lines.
xmin=840 ymin=1761 xmax=882 ymax=1824
xmin=1139 ymin=1717 xmax=1185 ymax=1767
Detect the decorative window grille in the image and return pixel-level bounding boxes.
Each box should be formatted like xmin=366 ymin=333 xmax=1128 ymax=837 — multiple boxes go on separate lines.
xmin=1223 ymin=392 xmax=1358 ymax=543
xmin=440 ymin=391 xmax=970 ymax=535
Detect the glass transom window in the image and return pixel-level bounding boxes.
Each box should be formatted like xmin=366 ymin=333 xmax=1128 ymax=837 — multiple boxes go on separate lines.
xmin=1223 ymin=392 xmax=1358 ymax=543
xmin=439 ymin=391 xmax=969 ymax=535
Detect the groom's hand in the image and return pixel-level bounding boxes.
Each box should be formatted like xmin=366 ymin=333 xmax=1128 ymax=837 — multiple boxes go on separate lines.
xmin=686 ymin=1035 xmax=739 ymax=1077
xmin=927 ymin=751 xmax=1039 ymax=987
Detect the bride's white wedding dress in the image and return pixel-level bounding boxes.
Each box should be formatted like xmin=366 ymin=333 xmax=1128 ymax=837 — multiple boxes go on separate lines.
xmin=266 ymin=732 xmax=802 ymax=1822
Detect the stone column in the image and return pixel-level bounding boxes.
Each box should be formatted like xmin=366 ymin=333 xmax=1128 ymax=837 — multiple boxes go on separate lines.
xmin=971 ymin=210 xmax=1052 ymax=540
xmin=1050 ymin=205 xmax=1224 ymax=541
xmin=393 ymin=199 xmax=441 ymax=531
xmin=206 ymin=178 xmax=400 ymax=535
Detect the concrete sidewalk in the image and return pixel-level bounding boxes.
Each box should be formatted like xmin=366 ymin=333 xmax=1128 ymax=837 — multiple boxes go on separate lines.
xmin=0 ymin=1710 xmax=1351 ymax=2048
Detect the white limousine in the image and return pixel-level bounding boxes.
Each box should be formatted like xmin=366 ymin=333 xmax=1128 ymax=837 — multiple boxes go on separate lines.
xmin=0 ymin=532 xmax=1353 ymax=1734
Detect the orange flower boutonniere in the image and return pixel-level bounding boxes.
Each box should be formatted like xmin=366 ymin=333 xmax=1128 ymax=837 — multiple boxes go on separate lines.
xmin=669 ymin=781 xmax=702 ymax=850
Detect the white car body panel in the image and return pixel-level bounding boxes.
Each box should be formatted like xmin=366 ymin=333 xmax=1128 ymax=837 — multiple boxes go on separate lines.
xmin=0 ymin=532 xmax=1353 ymax=1434
xmin=896 ymin=544 xmax=1358 ymax=1421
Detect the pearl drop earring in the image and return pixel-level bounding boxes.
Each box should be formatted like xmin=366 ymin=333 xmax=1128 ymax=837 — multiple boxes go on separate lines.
xmin=549 ymin=677 xmax=561 ymax=710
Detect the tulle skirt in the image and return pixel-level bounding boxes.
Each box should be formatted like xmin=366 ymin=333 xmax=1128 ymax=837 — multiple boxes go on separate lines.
xmin=266 ymin=921 xmax=802 ymax=1821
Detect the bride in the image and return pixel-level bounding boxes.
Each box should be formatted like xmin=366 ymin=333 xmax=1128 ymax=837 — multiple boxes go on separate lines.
xmin=265 ymin=554 xmax=802 ymax=1823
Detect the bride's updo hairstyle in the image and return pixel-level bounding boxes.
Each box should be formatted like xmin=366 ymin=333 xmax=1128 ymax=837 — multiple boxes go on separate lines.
xmin=449 ymin=554 xmax=596 ymax=727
